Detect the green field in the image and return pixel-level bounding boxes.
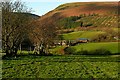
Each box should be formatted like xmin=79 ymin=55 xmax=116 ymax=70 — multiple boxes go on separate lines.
xmin=2 ymin=1 xmax=119 ymax=79
xmin=69 ymin=42 xmax=119 ymax=54
xmin=50 ymin=42 xmax=119 ymax=55
xmin=2 ymin=55 xmax=119 ymax=78
xmin=62 ymin=31 xmax=105 ymax=40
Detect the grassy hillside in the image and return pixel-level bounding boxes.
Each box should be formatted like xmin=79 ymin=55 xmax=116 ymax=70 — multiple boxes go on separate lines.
xmin=76 ymin=15 xmax=118 ymax=27
xmin=61 ymin=31 xmax=105 ymax=40
xmin=25 ymin=13 xmax=40 ymax=19
xmin=69 ymin=42 xmax=119 ymax=54
xmin=38 ymin=2 xmax=118 ymax=29
xmin=59 ymin=15 xmax=118 ymax=29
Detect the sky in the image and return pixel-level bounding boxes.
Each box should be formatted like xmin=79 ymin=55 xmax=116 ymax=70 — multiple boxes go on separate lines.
xmin=20 ymin=0 xmax=119 ymax=16
xmin=26 ymin=2 xmax=64 ymax=16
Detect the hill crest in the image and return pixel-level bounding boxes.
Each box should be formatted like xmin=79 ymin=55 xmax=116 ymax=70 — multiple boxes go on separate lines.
xmin=38 ymin=2 xmax=118 ymax=26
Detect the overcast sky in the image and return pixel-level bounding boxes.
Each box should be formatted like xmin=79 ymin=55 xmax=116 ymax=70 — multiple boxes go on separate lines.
xmin=21 ymin=0 xmax=119 ymax=16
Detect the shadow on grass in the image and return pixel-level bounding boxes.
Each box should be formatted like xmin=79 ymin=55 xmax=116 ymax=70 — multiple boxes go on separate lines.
xmin=77 ymin=49 xmax=120 ymax=56
xmin=2 ymin=48 xmax=120 ymax=60
xmin=64 ymin=47 xmax=120 ymax=56
xmin=2 ymin=52 xmax=55 ymax=60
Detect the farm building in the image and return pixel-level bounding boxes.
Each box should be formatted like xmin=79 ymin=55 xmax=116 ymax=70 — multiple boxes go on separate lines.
xmin=54 ymin=40 xmax=67 ymax=46
xmin=77 ymin=38 xmax=89 ymax=43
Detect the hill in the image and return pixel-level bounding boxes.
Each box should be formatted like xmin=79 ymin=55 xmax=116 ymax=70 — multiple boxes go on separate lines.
xmin=38 ymin=2 xmax=118 ymax=21
xmin=37 ymin=2 xmax=118 ymax=30
xmin=55 ymin=2 xmax=118 ymax=17
xmin=21 ymin=13 xmax=40 ymax=19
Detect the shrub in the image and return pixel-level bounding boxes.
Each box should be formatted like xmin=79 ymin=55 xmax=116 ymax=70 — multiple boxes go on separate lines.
xmin=91 ymin=33 xmax=109 ymax=42
xmin=76 ymin=50 xmax=88 ymax=55
xmin=89 ymin=48 xmax=111 ymax=55
xmin=64 ymin=47 xmax=76 ymax=54
xmin=75 ymin=48 xmax=111 ymax=55
xmin=57 ymin=47 xmax=65 ymax=55
xmin=84 ymin=23 xmax=93 ymax=27
xmin=58 ymin=16 xmax=81 ymax=29
xmin=64 ymin=47 xmax=112 ymax=55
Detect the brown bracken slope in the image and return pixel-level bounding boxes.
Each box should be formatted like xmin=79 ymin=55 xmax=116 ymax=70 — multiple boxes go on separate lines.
xmin=38 ymin=2 xmax=118 ymax=23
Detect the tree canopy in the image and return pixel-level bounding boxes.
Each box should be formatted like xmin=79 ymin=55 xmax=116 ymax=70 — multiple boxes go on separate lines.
xmin=2 ymin=0 xmax=32 ymax=56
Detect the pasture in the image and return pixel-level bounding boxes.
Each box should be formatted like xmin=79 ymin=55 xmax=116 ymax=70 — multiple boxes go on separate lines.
xmin=70 ymin=42 xmax=120 ymax=54
xmin=2 ymin=55 xmax=119 ymax=78
xmin=50 ymin=42 xmax=119 ymax=55
xmin=2 ymin=1 xmax=119 ymax=79
xmin=62 ymin=31 xmax=105 ymax=40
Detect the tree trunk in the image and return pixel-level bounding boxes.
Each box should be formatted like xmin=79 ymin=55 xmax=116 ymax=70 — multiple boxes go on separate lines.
xmin=5 ymin=46 xmax=18 ymax=57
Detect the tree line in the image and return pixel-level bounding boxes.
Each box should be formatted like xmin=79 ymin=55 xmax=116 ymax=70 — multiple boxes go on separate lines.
xmin=58 ymin=13 xmax=99 ymax=29
xmin=2 ymin=0 xmax=59 ymax=56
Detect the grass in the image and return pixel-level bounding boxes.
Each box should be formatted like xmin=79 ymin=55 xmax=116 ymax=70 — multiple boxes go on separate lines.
xmin=75 ymin=15 xmax=117 ymax=28
xmin=70 ymin=42 xmax=119 ymax=54
xmin=2 ymin=42 xmax=120 ymax=78
xmin=62 ymin=31 xmax=104 ymax=40
xmin=49 ymin=42 xmax=119 ymax=55
xmin=112 ymin=28 xmax=120 ymax=32
xmin=2 ymin=55 xmax=119 ymax=78
xmin=49 ymin=46 xmax=65 ymax=55
xmin=17 ymin=50 xmax=33 ymax=55
xmin=0 ymin=50 xmax=2 ymax=53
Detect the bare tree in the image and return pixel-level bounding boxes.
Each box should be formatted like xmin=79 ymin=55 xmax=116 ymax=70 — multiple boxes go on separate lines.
xmin=29 ymin=18 xmax=59 ymax=55
xmin=2 ymin=0 xmax=32 ymax=56
xmin=0 ymin=7 xmax=2 ymax=50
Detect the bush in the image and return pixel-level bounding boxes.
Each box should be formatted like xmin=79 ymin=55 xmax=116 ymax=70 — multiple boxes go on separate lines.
xmin=89 ymin=48 xmax=111 ymax=55
xmin=64 ymin=47 xmax=112 ymax=55
xmin=57 ymin=47 xmax=65 ymax=55
xmin=76 ymin=50 xmax=88 ymax=55
xmin=58 ymin=16 xmax=81 ymax=29
xmin=76 ymin=48 xmax=111 ymax=55
xmin=91 ymin=33 xmax=109 ymax=42
xmin=84 ymin=23 xmax=93 ymax=27
xmin=64 ymin=47 xmax=76 ymax=54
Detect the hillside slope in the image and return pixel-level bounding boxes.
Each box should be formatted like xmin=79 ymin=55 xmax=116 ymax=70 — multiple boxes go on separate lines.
xmin=38 ymin=2 xmax=118 ymax=23
xmin=55 ymin=2 xmax=118 ymax=17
